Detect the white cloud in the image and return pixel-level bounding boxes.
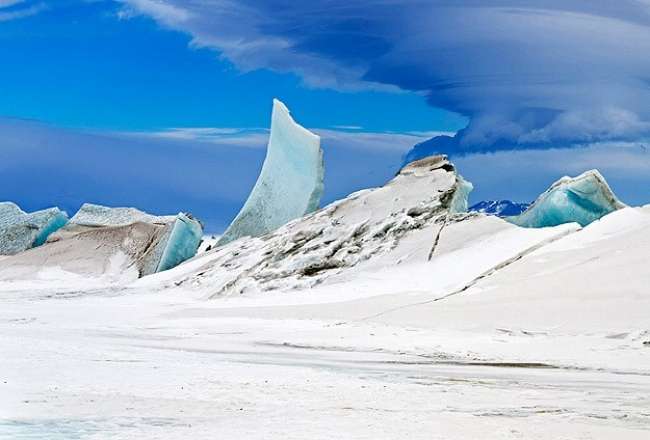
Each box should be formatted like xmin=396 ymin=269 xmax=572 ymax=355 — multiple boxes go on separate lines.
xmin=116 ymin=0 xmax=190 ymax=23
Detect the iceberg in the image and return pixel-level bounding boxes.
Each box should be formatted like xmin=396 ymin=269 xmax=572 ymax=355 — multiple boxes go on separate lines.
xmin=0 ymin=202 xmax=68 ymax=255
xmin=218 ymin=99 xmax=324 ymax=246
xmin=507 ymin=170 xmax=625 ymax=228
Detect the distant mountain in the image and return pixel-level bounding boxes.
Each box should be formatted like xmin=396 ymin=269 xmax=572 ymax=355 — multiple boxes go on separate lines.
xmin=469 ymin=200 xmax=530 ymax=217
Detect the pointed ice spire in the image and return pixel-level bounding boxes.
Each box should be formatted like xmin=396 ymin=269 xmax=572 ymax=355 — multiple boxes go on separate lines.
xmin=218 ymin=99 xmax=324 ymax=246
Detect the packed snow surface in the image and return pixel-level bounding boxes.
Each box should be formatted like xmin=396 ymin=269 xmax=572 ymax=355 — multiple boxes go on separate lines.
xmin=507 ymin=170 xmax=625 ymax=228
xmin=0 ymin=202 xmax=68 ymax=255
xmin=1 ymin=159 xmax=648 ymax=439
xmin=68 ymin=203 xmax=176 ymax=227
xmin=218 ymin=99 xmax=324 ymax=246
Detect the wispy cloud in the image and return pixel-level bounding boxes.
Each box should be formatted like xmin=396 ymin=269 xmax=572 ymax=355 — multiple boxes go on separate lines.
xmin=0 ymin=1 xmax=46 ymax=22
xmin=116 ymin=0 xmax=190 ymax=22
xmin=0 ymin=0 xmax=25 ymax=7
xmin=124 ymin=127 xmax=270 ymax=148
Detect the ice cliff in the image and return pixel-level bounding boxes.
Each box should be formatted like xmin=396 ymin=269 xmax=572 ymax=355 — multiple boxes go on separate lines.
xmin=218 ymin=99 xmax=324 ymax=246
xmin=507 ymin=170 xmax=625 ymax=228
xmin=0 ymin=202 xmax=68 ymax=255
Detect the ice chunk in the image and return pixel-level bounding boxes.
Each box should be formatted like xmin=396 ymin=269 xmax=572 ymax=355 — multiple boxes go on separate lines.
xmin=48 ymin=204 xmax=203 ymax=275
xmin=0 ymin=202 xmax=69 ymax=255
xmin=218 ymin=99 xmax=324 ymax=246
xmin=507 ymin=170 xmax=625 ymax=228
xmin=156 ymin=213 xmax=204 ymax=272
xmin=448 ymin=175 xmax=473 ymax=214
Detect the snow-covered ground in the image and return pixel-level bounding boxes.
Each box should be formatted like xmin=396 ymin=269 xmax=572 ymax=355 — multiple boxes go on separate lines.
xmin=1 ymin=159 xmax=649 ymax=439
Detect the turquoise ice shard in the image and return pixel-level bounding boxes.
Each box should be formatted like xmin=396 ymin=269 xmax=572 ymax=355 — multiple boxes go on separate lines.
xmin=448 ymin=175 xmax=473 ymax=214
xmin=0 ymin=202 xmax=68 ymax=255
xmin=218 ymin=98 xmax=324 ymax=246
xmin=156 ymin=213 xmax=203 ymax=272
xmin=507 ymin=170 xmax=625 ymax=228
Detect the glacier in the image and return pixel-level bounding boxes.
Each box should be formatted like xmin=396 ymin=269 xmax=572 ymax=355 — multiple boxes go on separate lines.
xmin=0 ymin=202 xmax=68 ymax=255
xmin=217 ymin=99 xmax=324 ymax=246
xmin=507 ymin=170 xmax=625 ymax=228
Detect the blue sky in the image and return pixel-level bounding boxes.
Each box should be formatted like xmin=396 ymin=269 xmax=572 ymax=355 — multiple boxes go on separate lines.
xmin=2 ymin=1 xmax=650 ymax=232
xmin=0 ymin=0 xmax=465 ymax=133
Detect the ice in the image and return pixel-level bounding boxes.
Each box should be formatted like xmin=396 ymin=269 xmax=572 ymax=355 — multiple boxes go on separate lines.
xmin=507 ymin=170 xmax=625 ymax=228
xmin=0 ymin=202 xmax=68 ymax=255
xmin=61 ymin=203 xmax=203 ymax=273
xmin=24 ymin=204 xmax=205 ymax=280
xmin=69 ymin=203 xmax=175 ymax=227
xmin=156 ymin=213 xmax=204 ymax=272
xmin=448 ymin=175 xmax=473 ymax=214
xmin=218 ymin=99 xmax=323 ymax=246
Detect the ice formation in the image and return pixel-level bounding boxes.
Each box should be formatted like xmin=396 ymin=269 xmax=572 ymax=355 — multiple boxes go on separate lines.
xmin=0 ymin=202 xmax=68 ymax=255
xmin=448 ymin=175 xmax=473 ymax=214
xmin=142 ymin=155 xmax=477 ymax=296
xmin=218 ymin=99 xmax=324 ymax=246
xmin=0 ymin=204 xmax=204 ymax=284
xmin=156 ymin=213 xmax=204 ymax=272
xmin=48 ymin=203 xmax=204 ymax=276
xmin=507 ymin=170 xmax=625 ymax=228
